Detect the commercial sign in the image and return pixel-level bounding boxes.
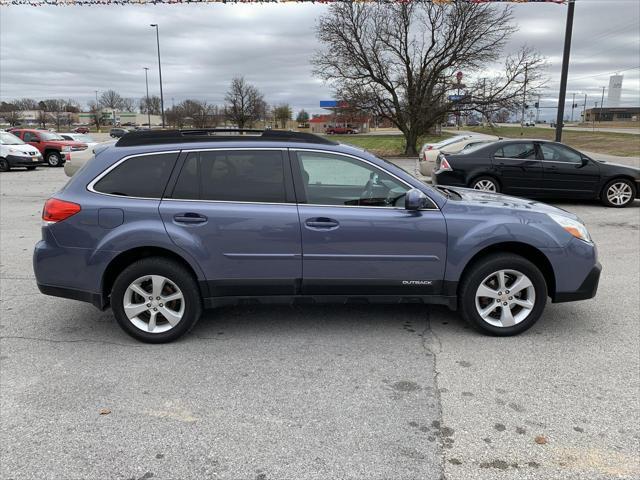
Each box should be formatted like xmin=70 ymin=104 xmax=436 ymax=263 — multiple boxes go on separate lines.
xmin=608 ymin=75 xmax=623 ymax=108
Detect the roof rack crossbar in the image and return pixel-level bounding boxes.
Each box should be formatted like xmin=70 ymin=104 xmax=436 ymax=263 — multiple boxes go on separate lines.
xmin=115 ymin=129 xmax=338 ymax=147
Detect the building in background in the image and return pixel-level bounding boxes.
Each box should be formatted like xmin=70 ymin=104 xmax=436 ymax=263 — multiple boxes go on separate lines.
xmin=309 ymin=100 xmax=371 ymax=134
xmin=78 ymin=110 xmax=162 ymax=126
xmin=607 ymin=75 xmax=624 ymax=108
xmin=584 ymin=106 xmax=639 ymax=122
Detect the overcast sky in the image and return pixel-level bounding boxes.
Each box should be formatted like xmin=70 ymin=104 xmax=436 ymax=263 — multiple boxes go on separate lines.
xmin=1 ymin=0 xmax=638 ymax=120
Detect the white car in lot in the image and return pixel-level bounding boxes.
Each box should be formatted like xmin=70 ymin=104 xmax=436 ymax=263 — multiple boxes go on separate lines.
xmin=418 ymin=135 xmax=499 ymax=176
xmin=60 ymin=133 xmax=98 ymax=149
xmin=64 ymin=140 xmax=115 ymax=177
xmin=0 ymin=131 xmax=44 ymax=171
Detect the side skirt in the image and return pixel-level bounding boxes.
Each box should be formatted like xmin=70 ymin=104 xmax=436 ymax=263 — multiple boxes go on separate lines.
xmin=203 ymin=294 xmax=457 ymax=311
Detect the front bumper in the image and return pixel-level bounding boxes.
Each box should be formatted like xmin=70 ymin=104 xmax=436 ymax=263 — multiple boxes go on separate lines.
xmin=6 ymin=154 xmax=45 ymax=167
xmin=553 ymin=262 xmax=602 ymax=303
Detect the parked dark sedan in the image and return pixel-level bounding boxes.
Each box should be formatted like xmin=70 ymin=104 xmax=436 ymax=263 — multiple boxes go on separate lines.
xmin=431 ymin=139 xmax=640 ymax=207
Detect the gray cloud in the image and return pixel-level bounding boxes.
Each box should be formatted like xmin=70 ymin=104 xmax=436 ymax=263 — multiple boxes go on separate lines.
xmin=1 ymin=1 xmax=638 ymax=119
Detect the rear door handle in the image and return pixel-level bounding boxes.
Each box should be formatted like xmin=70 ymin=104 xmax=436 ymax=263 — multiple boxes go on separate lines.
xmin=305 ymin=217 xmax=340 ymax=230
xmin=174 ymin=213 xmax=208 ymax=224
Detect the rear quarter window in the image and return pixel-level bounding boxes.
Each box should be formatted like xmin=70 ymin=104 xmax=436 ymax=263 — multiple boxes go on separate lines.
xmin=92 ymin=152 xmax=177 ymax=198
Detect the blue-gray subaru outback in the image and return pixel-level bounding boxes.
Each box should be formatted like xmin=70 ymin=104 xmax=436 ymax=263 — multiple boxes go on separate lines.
xmin=34 ymin=129 xmax=601 ymax=343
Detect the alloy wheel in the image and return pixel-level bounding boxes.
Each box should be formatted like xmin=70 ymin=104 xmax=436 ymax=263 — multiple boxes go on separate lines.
xmin=473 ymin=179 xmax=497 ymax=192
xmin=123 ymin=275 xmax=185 ymax=333
xmin=47 ymin=153 xmax=60 ymax=167
xmin=606 ymin=182 xmax=633 ymax=206
xmin=474 ymin=269 xmax=536 ymax=328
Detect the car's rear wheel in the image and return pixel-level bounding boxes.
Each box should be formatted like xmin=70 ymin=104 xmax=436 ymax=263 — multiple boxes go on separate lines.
xmin=602 ymin=178 xmax=636 ymax=208
xmin=470 ymin=176 xmax=500 ymax=193
xmin=46 ymin=151 xmax=62 ymax=167
xmin=0 ymin=158 xmax=10 ymax=172
xmin=459 ymin=254 xmax=547 ymax=336
xmin=111 ymin=257 xmax=202 ymax=343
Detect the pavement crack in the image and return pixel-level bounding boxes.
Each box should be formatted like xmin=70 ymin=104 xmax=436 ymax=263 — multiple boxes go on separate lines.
xmin=0 ymin=335 xmax=145 ymax=348
xmin=421 ymin=306 xmax=447 ymax=479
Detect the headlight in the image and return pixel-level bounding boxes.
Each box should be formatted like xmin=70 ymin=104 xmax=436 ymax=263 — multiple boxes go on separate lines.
xmin=548 ymin=212 xmax=592 ymax=243
xmin=8 ymin=148 xmax=25 ymax=155
xmin=62 ymin=146 xmax=72 ymax=152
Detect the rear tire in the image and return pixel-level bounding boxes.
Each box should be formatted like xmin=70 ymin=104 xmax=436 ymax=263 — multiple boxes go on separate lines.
xmin=470 ymin=176 xmax=500 ymax=193
xmin=111 ymin=257 xmax=202 ymax=343
xmin=0 ymin=158 xmax=9 ymax=172
xmin=459 ymin=253 xmax=547 ymax=336
xmin=601 ymin=178 xmax=636 ymax=208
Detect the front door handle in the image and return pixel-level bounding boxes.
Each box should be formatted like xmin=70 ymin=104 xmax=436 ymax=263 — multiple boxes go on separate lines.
xmin=305 ymin=217 xmax=340 ymax=230
xmin=174 ymin=213 xmax=207 ymax=224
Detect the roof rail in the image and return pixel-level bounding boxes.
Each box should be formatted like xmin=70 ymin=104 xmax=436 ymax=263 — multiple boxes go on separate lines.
xmin=115 ymin=128 xmax=338 ymax=147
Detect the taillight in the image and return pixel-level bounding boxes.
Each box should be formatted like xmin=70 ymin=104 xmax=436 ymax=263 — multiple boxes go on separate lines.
xmin=439 ymin=155 xmax=453 ymax=172
xmin=42 ymin=198 xmax=81 ymax=224
xmin=427 ymin=146 xmax=433 ymax=150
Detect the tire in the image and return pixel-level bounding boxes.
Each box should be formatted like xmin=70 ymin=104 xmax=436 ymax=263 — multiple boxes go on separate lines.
xmin=111 ymin=257 xmax=202 ymax=343
xmin=470 ymin=176 xmax=500 ymax=193
xmin=0 ymin=158 xmax=9 ymax=172
xmin=46 ymin=151 xmax=62 ymax=167
xmin=601 ymin=178 xmax=636 ymax=208
xmin=26 ymin=166 xmax=37 ymax=171
xmin=459 ymin=253 xmax=547 ymax=336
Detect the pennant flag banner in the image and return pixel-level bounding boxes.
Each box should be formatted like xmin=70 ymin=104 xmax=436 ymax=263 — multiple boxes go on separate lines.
xmin=0 ymin=0 xmax=567 ymax=6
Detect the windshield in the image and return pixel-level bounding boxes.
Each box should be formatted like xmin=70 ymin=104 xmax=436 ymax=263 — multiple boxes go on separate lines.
xmin=40 ymin=132 xmax=65 ymax=141
xmin=0 ymin=132 xmax=25 ymax=145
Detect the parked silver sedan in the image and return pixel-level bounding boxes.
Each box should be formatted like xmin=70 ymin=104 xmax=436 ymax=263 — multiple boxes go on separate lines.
xmin=64 ymin=140 xmax=115 ymax=177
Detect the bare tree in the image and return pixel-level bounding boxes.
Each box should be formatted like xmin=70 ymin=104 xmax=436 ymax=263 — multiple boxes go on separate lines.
xmin=99 ymin=90 xmax=124 ymax=110
xmin=0 ymin=102 xmax=22 ymax=126
xmin=14 ymin=98 xmax=38 ymax=111
xmin=139 ymin=95 xmax=162 ymax=116
xmin=313 ymin=2 xmax=545 ymax=155
xmin=165 ymin=105 xmax=187 ymax=128
xmin=87 ymin=100 xmax=103 ymax=131
xmin=224 ymin=77 xmax=266 ymax=129
xmin=121 ymin=98 xmax=136 ymax=113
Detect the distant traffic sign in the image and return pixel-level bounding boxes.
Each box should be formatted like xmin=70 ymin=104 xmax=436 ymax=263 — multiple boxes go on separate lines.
xmin=448 ymin=95 xmax=465 ymax=102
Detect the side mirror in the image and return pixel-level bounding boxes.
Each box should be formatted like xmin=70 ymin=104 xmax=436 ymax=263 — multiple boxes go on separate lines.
xmin=405 ymin=188 xmax=427 ymax=211
xmin=581 ymin=157 xmax=590 ymax=166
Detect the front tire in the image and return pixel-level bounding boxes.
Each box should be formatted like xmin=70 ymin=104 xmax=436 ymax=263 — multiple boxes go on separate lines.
xmin=111 ymin=257 xmax=202 ymax=343
xmin=46 ymin=151 xmax=62 ymax=167
xmin=0 ymin=158 xmax=10 ymax=172
xmin=601 ymin=178 xmax=636 ymax=208
xmin=459 ymin=254 xmax=547 ymax=336
xmin=470 ymin=176 xmax=500 ymax=193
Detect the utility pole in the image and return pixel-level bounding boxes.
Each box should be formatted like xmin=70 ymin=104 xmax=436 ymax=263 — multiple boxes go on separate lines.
xmin=521 ymin=63 xmax=528 ymax=127
xmin=592 ymin=102 xmax=598 ymax=131
xmin=536 ymin=95 xmax=541 ymax=123
xmin=570 ymin=92 xmax=576 ymax=122
xmin=150 ymin=24 xmax=165 ymax=129
xmin=94 ymin=90 xmax=100 ymax=132
xmin=143 ymin=67 xmax=151 ymax=128
xmin=599 ymin=86 xmax=606 ymax=124
xmin=582 ymin=93 xmax=587 ymax=123
xmin=555 ymin=0 xmax=575 ymax=142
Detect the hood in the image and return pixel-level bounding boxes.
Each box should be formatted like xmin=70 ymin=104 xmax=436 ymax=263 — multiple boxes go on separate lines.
xmin=595 ymin=160 xmax=640 ymax=175
xmin=2 ymin=143 xmax=40 ymax=154
xmin=441 ymin=186 xmax=579 ymax=220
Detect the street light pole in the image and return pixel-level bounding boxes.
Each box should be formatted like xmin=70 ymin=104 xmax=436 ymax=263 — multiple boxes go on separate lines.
xmin=570 ymin=92 xmax=576 ymax=122
xmin=150 ymin=24 xmax=165 ymax=128
xmin=555 ymin=0 xmax=575 ymax=142
xmin=143 ymin=67 xmax=151 ymax=128
xmin=599 ymin=86 xmax=606 ymax=124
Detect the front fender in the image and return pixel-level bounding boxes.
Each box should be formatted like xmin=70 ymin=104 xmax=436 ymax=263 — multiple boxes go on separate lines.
xmin=442 ymin=205 xmax=567 ymax=282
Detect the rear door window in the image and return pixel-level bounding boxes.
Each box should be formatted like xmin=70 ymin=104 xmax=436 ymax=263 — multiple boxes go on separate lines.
xmin=93 ymin=152 xmax=177 ymax=198
xmin=171 ymin=150 xmax=287 ymax=203
xmin=494 ymin=143 xmax=536 ymax=159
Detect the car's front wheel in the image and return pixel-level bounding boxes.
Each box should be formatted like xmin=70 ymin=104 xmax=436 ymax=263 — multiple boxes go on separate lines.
xmin=0 ymin=158 xmax=10 ymax=172
xmin=602 ymin=178 xmax=636 ymax=208
xmin=459 ymin=254 xmax=547 ymax=336
xmin=111 ymin=257 xmax=202 ymax=343
xmin=470 ymin=176 xmax=500 ymax=193
xmin=46 ymin=151 xmax=62 ymax=167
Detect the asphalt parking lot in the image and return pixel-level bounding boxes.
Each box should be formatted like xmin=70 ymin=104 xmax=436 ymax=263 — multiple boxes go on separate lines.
xmin=1 ymin=166 xmax=639 ymax=480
